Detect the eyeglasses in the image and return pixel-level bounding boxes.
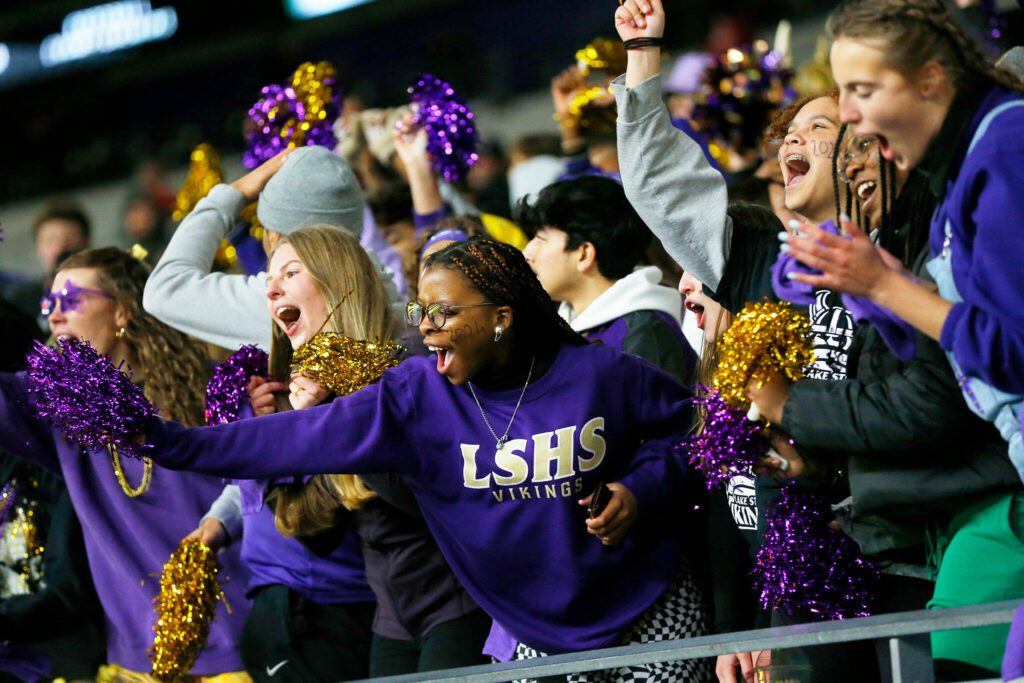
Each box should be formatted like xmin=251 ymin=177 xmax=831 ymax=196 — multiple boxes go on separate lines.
xmin=838 ymin=135 xmax=879 ymax=184
xmin=406 ymin=301 xmax=496 ymax=328
xmin=40 ymin=280 xmax=114 ymax=318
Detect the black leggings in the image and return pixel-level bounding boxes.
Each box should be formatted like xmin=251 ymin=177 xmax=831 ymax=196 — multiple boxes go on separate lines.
xmin=368 ymin=609 xmax=491 ymax=677
xmin=240 ymin=584 xmax=374 ymax=683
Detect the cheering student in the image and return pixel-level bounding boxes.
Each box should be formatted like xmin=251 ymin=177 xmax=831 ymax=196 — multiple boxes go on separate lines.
xmin=142 ymin=237 xmax=709 ymax=681
xmin=0 ymin=248 xmax=250 ymax=680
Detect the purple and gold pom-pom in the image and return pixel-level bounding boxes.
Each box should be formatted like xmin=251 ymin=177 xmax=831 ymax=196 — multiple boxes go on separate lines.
xmin=754 ymin=485 xmax=878 ymax=621
xmin=26 ymin=338 xmax=155 ymax=460
xmin=205 ymin=345 xmax=269 ymax=426
xmin=713 ymin=300 xmax=814 ymax=410
xmin=148 ymin=539 xmax=222 ymax=680
xmin=408 ymin=74 xmax=479 ymax=183
xmin=244 ymin=61 xmax=341 ymax=169
xmin=682 ymin=387 xmax=769 ymax=489
xmin=291 ymin=333 xmax=402 ymax=398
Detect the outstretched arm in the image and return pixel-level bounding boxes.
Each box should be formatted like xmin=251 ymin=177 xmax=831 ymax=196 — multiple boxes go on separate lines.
xmin=611 ymin=0 xmax=732 ymax=292
xmin=145 ymin=368 xmax=420 ymax=481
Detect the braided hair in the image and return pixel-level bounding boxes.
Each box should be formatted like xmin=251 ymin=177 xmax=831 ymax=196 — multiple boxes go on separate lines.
xmin=828 ymin=0 xmax=1024 ymax=96
xmin=56 ymin=248 xmax=208 ymax=427
xmin=424 ymin=236 xmax=588 ymax=350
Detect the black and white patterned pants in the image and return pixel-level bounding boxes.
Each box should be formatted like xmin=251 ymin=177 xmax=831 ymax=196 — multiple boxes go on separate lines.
xmin=512 ymin=570 xmax=710 ymax=682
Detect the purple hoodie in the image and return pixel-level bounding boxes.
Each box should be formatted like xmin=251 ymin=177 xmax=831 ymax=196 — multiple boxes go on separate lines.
xmin=929 ymin=88 xmax=1024 ymax=394
xmin=147 ymin=342 xmax=693 ymax=654
xmin=0 ymin=373 xmax=249 ymax=675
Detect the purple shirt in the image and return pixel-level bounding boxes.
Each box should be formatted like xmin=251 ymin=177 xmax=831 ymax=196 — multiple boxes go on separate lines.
xmin=147 ymin=342 xmax=693 ymax=654
xmin=929 ymin=88 xmax=1024 ymax=394
xmin=0 ymin=373 xmax=249 ymax=675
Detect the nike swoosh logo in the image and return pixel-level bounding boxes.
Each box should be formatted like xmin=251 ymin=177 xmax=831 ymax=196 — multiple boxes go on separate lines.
xmin=266 ymin=660 xmax=288 ymax=676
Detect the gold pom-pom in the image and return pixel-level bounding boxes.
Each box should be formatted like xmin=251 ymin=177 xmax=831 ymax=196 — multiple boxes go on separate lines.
xmin=290 ymin=61 xmax=337 ymax=137
xmin=575 ymin=38 xmax=627 ymax=76
xmin=148 ymin=539 xmax=222 ymax=681
xmin=173 ymin=144 xmax=223 ymax=222
xmin=565 ymin=85 xmax=617 ymax=133
xmin=291 ymin=333 xmax=402 ymax=397
xmin=712 ymin=300 xmax=814 ymax=409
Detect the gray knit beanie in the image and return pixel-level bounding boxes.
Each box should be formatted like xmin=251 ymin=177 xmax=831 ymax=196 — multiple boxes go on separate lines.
xmin=257 ymin=146 xmax=365 ymax=236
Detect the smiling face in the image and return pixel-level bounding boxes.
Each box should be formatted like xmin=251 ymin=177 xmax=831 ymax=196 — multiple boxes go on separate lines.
xmin=417 ymin=266 xmax=509 ymax=385
xmin=831 ymin=37 xmax=949 ymax=172
xmin=778 ymin=96 xmax=841 ymax=223
xmin=522 ymin=228 xmax=580 ymax=302
xmin=266 ymin=243 xmax=330 ymax=350
xmin=678 ymin=272 xmax=728 ymax=343
xmin=47 ymin=267 xmax=126 ymax=357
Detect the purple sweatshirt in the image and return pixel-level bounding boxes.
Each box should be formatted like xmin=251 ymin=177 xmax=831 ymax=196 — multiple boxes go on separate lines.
xmin=0 ymin=373 xmax=249 ymax=674
xmin=147 ymin=342 xmax=693 ymax=654
xmin=928 ymin=88 xmax=1024 ymax=394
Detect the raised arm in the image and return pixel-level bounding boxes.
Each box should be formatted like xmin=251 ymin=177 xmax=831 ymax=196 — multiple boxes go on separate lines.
xmin=144 ymin=151 xmax=292 ymax=350
xmin=611 ymin=0 xmax=732 ymax=292
xmin=146 ymin=367 xmax=420 ymax=481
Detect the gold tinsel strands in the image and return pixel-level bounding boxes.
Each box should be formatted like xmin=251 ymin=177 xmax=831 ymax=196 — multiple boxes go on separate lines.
xmin=289 ymin=61 xmax=337 ymax=143
xmin=148 ymin=539 xmax=222 ymax=681
xmin=173 ymin=144 xmax=222 ymax=222
xmin=291 ymin=333 xmax=402 ymax=397
xmin=712 ymin=300 xmax=815 ymax=410
xmin=575 ymin=38 xmax=627 ymax=76
xmin=565 ymin=85 xmax=617 ymax=132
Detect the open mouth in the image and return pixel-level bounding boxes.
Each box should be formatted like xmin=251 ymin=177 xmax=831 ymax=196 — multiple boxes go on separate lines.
xmin=877 ymin=135 xmax=894 ymax=161
xmin=856 ymin=179 xmax=878 ymax=211
xmin=783 ymin=153 xmax=810 ymax=189
xmin=685 ymin=299 xmax=706 ymax=330
xmin=275 ymin=305 xmax=302 ymax=337
xmin=426 ymin=344 xmax=454 ymax=374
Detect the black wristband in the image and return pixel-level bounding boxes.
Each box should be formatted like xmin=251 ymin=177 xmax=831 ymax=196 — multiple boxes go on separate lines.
xmin=623 ymin=37 xmax=664 ymax=51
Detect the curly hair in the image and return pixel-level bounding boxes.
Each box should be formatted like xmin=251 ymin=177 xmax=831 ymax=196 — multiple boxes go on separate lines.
xmin=56 ymin=248 xmax=208 ymax=427
xmin=766 ymin=89 xmax=839 ymax=142
xmin=827 ymin=0 xmax=1024 ymax=95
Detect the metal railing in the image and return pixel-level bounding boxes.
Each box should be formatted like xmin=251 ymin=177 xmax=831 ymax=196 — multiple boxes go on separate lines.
xmin=350 ymin=600 xmax=1020 ymax=683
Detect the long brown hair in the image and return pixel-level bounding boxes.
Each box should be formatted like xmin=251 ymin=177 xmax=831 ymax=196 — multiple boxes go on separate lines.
xmin=56 ymin=248 xmax=208 ymax=427
xmin=827 ymin=0 xmax=1024 ymax=95
xmin=266 ymin=225 xmax=399 ymax=537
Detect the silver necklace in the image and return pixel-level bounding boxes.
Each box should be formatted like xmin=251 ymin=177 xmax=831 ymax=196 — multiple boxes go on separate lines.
xmin=467 ymin=356 xmax=535 ymax=450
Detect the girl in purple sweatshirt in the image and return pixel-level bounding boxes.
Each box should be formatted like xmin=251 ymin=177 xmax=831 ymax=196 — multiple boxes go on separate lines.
xmin=145 ymin=236 xmax=709 ymax=681
xmin=0 ymin=248 xmax=249 ymax=679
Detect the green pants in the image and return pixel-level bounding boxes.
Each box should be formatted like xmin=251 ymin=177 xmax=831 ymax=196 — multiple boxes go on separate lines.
xmin=929 ymin=492 xmax=1024 ymax=675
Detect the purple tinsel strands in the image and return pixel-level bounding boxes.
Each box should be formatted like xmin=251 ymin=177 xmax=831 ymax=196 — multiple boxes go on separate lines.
xmin=681 ymin=387 xmax=769 ymax=490
xmin=25 ymin=338 xmax=156 ymax=461
xmin=754 ymin=485 xmax=879 ymax=621
xmin=244 ymin=84 xmax=296 ymax=169
xmin=205 ymin=345 xmax=269 ymax=426
xmin=408 ymin=74 xmax=479 ymax=183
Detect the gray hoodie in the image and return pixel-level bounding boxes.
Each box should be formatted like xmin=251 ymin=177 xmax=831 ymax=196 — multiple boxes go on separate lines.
xmin=611 ymin=73 xmax=733 ymax=293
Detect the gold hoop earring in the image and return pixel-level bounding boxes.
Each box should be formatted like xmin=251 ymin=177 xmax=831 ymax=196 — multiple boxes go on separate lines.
xmin=115 ymin=327 xmax=126 ymax=339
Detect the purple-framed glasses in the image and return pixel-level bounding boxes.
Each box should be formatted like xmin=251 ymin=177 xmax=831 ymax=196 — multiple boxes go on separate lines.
xmin=40 ymin=280 xmax=114 ymax=317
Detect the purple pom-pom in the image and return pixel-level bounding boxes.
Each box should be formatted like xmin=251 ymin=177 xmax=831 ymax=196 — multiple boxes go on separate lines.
xmin=244 ymin=84 xmax=298 ymax=169
xmin=408 ymin=74 xmax=479 ymax=183
xmin=26 ymin=338 xmax=156 ymax=460
xmin=205 ymin=345 xmax=269 ymax=426
xmin=754 ymin=485 xmax=878 ymax=620
xmin=681 ymin=387 xmax=768 ymax=489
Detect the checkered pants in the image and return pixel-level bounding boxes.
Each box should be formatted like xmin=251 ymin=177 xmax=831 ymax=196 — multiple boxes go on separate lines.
xmin=512 ymin=570 xmax=710 ymax=682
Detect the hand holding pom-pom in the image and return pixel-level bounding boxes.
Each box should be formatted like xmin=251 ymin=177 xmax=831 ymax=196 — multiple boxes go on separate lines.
xmin=26 ymin=338 xmax=156 ymax=461
xmin=205 ymin=345 xmax=269 ymax=426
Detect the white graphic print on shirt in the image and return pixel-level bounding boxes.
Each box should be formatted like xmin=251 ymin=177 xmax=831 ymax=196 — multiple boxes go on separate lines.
xmin=805 ymin=290 xmax=855 ymax=382
xmin=726 ymin=472 xmax=757 ymax=531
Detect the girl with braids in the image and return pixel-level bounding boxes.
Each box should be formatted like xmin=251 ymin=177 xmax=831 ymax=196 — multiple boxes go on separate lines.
xmin=190 ymin=225 xmax=490 ymax=681
xmin=782 ymin=0 xmax=1024 ymax=676
xmin=0 ymin=248 xmax=251 ymax=681
xmin=137 ymin=235 xmax=710 ymax=682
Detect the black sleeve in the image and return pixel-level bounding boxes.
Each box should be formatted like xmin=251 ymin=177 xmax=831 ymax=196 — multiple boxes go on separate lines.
xmin=621 ymin=312 xmax=697 ymax=386
xmin=0 ymin=487 xmax=96 ymax=642
xmin=781 ymin=327 xmax=975 ymax=457
xmin=709 ymin=218 xmax=780 ymax=315
xmin=706 ymin=489 xmax=758 ymax=634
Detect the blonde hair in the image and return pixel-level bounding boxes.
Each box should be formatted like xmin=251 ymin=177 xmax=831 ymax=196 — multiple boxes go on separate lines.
xmin=266 ymin=225 xmax=399 ymax=536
